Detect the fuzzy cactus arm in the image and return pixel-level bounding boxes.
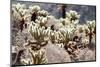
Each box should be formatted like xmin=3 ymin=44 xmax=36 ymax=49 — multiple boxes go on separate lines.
xmin=29 ymin=49 xmax=47 ymax=64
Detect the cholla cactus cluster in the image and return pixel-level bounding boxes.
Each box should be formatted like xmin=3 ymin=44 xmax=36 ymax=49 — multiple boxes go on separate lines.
xmin=12 ymin=3 xmax=29 ymax=21
xmin=86 ymin=20 xmax=96 ymax=35
xmin=29 ymin=5 xmax=41 ymax=12
xmin=87 ymin=20 xmax=96 ymax=29
xmin=12 ymin=3 xmax=96 ymax=65
xmin=66 ymin=10 xmax=80 ymax=19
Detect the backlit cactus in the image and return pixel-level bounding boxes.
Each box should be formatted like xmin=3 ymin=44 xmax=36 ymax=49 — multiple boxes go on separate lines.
xmin=29 ymin=48 xmax=48 ymax=64
xmin=66 ymin=10 xmax=80 ymax=21
xmin=29 ymin=5 xmax=41 ymax=13
xmin=86 ymin=20 xmax=96 ymax=45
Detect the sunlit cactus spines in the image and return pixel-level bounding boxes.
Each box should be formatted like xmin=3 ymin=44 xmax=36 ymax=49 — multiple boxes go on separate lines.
xmin=86 ymin=20 xmax=96 ymax=45
xmin=56 ymin=26 xmax=76 ymax=44
xmin=38 ymin=10 xmax=49 ymax=17
xmin=29 ymin=22 xmax=49 ymax=47
xmin=66 ymin=10 xmax=80 ymax=24
xmin=87 ymin=20 xmax=96 ymax=30
xmin=19 ymin=47 xmax=48 ymax=65
xmin=12 ymin=3 xmax=26 ymax=12
xmin=29 ymin=48 xmax=48 ymax=64
xmin=82 ymin=38 xmax=89 ymax=48
xmin=40 ymin=17 xmax=48 ymax=26
xmin=60 ymin=18 xmax=70 ymax=26
xmin=66 ymin=10 xmax=80 ymax=20
xmin=12 ymin=3 xmax=27 ymax=18
xmin=29 ymin=5 xmax=41 ymax=13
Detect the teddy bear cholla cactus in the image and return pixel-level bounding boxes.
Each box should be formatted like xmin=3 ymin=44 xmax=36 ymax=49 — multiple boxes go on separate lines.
xmin=87 ymin=20 xmax=95 ymax=29
xmin=29 ymin=5 xmax=41 ymax=13
xmin=12 ymin=3 xmax=27 ymax=19
xmin=55 ymin=10 xmax=80 ymax=44
xmin=12 ymin=43 xmax=47 ymax=65
xmin=48 ymin=11 xmax=79 ymax=45
xmin=20 ymin=48 xmax=47 ymax=65
xmin=81 ymin=38 xmax=89 ymax=48
xmin=12 ymin=3 xmax=32 ymax=32
xmin=29 ymin=48 xmax=48 ymax=64
xmin=12 ymin=4 xmax=49 ymax=65
xmin=26 ymin=20 xmax=50 ymax=65
xmin=86 ymin=20 xmax=96 ymax=45
xmin=35 ymin=16 xmax=48 ymax=27
xmin=12 ymin=3 xmax=26 ymax=11
xmin=86 ymin=20 xmax=96 ymax=35
xmin=58 ymin=10 xmax=80 ymax=31
xmin=66 ymin=10 xmax=80 ymax=21
xmin=12 ymin=25 xmax=49 ymax=65
xmin=38 ymin=10 xmax=49 ymax=17
xmin=53 ymin=26 xmax=76 ymax=44
xmin=59 ymin=18 xmax=70 ymax=26
xmin=29 ymin=24 xmax=49 ymax=46
xmin=66 ymin=10 xmax=80 ymax=25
